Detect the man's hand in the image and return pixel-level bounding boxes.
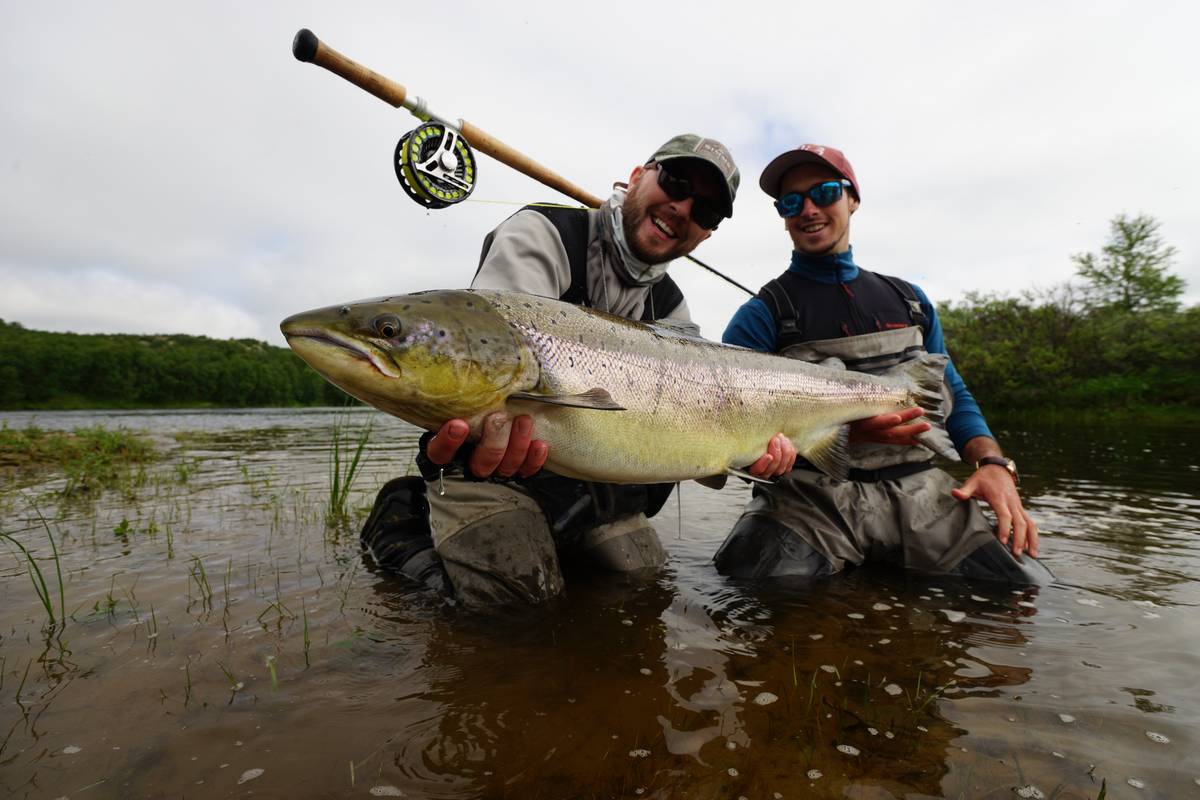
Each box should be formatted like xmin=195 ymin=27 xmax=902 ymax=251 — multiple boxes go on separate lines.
xmin=952 ymin=466 xmax=1039 ymax=558
xmin=426 ymin=412 xmax=549 ymax=479
xmin=747 ymin=433 xmax=797 ymax=479
xmin=848 ymin=407 xmax=931 ymax=446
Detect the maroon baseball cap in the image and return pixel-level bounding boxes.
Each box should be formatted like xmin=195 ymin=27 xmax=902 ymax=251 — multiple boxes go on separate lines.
xmin=759 ymin=144 xmax=860 ymax=201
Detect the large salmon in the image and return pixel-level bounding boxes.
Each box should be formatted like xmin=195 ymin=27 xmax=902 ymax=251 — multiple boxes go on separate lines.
xmin=281 ymin=289 xmax=955 ymax=483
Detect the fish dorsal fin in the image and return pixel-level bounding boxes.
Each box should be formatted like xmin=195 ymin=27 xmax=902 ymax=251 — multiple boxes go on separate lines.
xmin=509 ymin=387 xmax=626 ymax=411
xmin=802 ymin=424 xmax=851 ymax=482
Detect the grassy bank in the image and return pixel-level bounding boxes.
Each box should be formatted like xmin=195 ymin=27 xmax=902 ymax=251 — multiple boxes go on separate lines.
xmin=0 ymin=423 xmax=160 ymax=493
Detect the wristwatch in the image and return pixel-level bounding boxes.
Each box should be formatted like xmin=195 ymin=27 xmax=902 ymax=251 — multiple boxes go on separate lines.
xmin=976 ymin=456 xmax=1019 ymax=485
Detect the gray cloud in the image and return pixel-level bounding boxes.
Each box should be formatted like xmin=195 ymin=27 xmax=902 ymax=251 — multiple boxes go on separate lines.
xmin=2 ymin=1 xmax=1196 ymax=346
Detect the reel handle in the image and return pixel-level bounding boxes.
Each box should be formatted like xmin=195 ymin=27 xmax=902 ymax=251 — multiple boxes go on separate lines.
xmin=292 ymin=28 xmax=604 ymax=209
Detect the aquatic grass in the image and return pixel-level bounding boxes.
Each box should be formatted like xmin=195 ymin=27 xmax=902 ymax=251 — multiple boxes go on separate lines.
xmin=0 ymin=423 xmax=159 ymax=495
xmin=217 ymin=660 xmax=244 ymax=704
xmin=325 ymin=414 xmax=373 ymax=526
xmin=146 ymin=604 xmax=158 ymax=641
xmin=1 ymin=530 xmax=57 ymax=625
xmin=302 ymin=600 xmax=312 ymax=667
xmin=189 ymin=556 xmax=213 ymax=610
xmin=1 ymin=498 xmax=67 ymax=628
xmin=266 ymin=655 xmax=279 ymax=692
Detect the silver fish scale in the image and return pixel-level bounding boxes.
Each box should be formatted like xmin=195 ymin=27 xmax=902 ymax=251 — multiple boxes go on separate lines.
xmin=480 ymin=291 xmax=916 ymax=483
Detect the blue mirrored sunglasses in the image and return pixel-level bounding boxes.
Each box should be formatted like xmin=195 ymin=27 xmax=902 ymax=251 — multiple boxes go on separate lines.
xmin=774 ymin=180 xmax=852 ymax=218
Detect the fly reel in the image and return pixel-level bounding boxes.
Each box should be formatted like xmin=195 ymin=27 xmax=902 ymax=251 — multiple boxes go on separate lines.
xmin=394 ymin=122 xmax=478 ymax=208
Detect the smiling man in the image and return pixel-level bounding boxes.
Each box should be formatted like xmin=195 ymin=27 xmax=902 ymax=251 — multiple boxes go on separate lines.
xmin=715 ymin=144 xmax=1052 ymax=585
xmin=361 ymin=135 xmax=798 ymax=606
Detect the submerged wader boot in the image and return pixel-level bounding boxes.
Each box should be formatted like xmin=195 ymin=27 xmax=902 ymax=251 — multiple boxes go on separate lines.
xmin=713 ymin=514 xmax=835 ymax=579
xmin=951 ymin=538 xmax=1054 ymax=585
xmin=360 ymin=477 xmax=449 ymax=593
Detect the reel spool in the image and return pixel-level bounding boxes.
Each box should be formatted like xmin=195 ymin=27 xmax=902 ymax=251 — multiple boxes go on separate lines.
xmin=394 ymin=122 xmax=478 ymax=208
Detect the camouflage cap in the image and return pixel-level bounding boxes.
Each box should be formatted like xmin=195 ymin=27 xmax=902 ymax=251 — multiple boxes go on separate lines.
xmin=648 ymin=134 xmax=740 ymax=218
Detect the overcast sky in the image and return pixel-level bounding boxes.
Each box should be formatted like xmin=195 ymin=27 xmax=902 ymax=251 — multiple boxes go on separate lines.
xmin=3 ymin=1 xmax=1197 ymax=346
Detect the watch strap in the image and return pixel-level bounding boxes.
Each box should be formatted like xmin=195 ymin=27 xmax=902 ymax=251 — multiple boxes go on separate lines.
xmin=976 ymin=456 xmax=1018 ymax=484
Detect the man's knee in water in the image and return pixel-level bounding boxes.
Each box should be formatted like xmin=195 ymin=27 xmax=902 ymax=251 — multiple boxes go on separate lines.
xmin=437 ymin=507 xmax=564 ymax=607
xmin=714 ymin=514 xmax=836 ymax=579
xmin=360 ymin=477 xmax=448 ymax=591
xmin=575 ymin=513 xmax=666 ymax=572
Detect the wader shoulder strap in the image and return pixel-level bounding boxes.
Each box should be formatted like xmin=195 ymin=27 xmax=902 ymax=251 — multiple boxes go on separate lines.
xmin=876 ymin=273 xmax=928 ymax=331
xmin=475 ymin=204 xmax=591 ymax=305
xmin=477 ymin=204 xmax=683 ymax=319
xmin=525 ymin=205 xmax=591 ymax=306
xmin=757 ymin=277 xmax=805 ymax=349
xmin=642 ymin=274 xmax=684 ymax=321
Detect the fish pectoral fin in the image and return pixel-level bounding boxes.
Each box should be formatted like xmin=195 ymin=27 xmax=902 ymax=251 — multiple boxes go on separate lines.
xmin=915 ymin=428 xmax=960 ymax=462
xmin=509 ymin=388 xmax=626 ymax=411
xmin=801 ymin=425 xmax=851 ymax=482
xmin=726 ymin=468 xmax=774 ymax=486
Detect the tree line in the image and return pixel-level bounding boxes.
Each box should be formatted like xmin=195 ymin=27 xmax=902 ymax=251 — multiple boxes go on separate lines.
xmin=1 ymin=213 xmax=1192 ymax=415
xmin=0 ymin=324 xmax=349 ymax=409
xmin=938 ymin=213 xmax=1197 ymax=414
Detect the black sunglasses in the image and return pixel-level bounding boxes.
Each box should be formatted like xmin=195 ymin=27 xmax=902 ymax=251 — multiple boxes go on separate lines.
xmin=774 ymin=180 xmax=852 ymax=218
xmin=653 ymin=162 xmax=725 ymax=230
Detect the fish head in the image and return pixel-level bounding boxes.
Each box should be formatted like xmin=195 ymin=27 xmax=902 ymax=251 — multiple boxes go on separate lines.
xmin=281 ymin=290 xmax=538 ymax=430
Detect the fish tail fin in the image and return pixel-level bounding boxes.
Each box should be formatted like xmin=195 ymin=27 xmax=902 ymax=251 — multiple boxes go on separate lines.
xmin=897 ymin=353 xmax=960 ymax=462
xmin=801 ymin=424 xmax=851 ymax=482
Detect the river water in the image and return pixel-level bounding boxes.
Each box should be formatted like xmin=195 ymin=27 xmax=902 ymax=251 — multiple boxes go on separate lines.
xmin=1 ymin=408 xmax=1197 ymax=799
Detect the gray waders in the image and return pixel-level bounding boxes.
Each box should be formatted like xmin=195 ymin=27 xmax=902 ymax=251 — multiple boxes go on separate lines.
xmin=714 ymin=325 xmax=1052 ymax=585
xmin=360 ymin=472 xmax=669 ymax=607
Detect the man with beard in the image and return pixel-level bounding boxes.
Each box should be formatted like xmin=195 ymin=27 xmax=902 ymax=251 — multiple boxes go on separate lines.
xmin=361 ymin=135 xmax=799 ymax=606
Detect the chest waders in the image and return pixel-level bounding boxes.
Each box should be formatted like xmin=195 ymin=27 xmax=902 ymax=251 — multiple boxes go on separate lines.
xmin=714 ymin=269 xmax=1052 ymax=584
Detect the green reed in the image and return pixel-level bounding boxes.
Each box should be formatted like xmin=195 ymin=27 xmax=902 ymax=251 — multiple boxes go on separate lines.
xmin=326 ymin=414 xmax=372 ymax=526
xmin=1 ymin=497 xmax=67 ymax=628
xmin=189 ymin=556 xmax=213 ymax=609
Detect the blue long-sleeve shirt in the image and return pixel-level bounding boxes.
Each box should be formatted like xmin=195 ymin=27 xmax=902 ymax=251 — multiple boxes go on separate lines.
xmin=722 ymin=248 xmax=993 ymax=454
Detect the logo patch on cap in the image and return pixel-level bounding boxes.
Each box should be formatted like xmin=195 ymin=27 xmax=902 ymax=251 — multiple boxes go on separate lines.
xmin=692 ymin=138 xmax=735 ymax=179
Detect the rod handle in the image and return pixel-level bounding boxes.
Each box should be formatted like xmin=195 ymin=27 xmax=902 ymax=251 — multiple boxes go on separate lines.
xmin=458 ymin=121 xmax=604 ymax=209
xmin=292 ymin=28 xmax=408 ymax=108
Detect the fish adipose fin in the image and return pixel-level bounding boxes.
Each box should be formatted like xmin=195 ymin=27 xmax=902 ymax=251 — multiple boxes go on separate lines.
xmin=802 ymin=425 xmax=851 ymax=482
xmin=509 ymin=388 xmax=626 ymax=411
xmin=897 ymin=353 xmax=960 ymax=462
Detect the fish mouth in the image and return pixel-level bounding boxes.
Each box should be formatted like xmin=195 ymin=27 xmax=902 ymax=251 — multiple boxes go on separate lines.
xmin=283 ymin=327 xmax=401 ymax=379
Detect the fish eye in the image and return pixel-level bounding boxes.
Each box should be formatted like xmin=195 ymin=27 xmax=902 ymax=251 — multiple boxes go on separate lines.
xmin=372 ymin=314 xmax=402 ymax=339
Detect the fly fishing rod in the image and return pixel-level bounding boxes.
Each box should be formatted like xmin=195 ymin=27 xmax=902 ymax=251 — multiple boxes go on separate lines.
xmin=291 ymin=28 xmax=753 ymax=296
